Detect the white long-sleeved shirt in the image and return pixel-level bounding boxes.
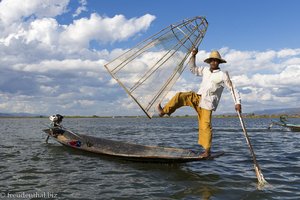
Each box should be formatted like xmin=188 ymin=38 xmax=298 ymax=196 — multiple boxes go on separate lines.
xmin=189 ymin=61 xmax=241 ymax=111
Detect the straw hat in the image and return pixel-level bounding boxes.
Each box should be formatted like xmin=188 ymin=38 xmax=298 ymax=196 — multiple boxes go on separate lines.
xmin=204 ymin=50 xmax=226 ymax=64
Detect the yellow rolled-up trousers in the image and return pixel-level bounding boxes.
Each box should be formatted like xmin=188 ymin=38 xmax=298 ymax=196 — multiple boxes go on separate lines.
xmin=162 ymin=91 xmax=212 ymax=150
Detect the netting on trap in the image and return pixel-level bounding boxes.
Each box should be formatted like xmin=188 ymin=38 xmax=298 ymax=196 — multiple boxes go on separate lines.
xmin=104 ymin=16 xmax=208 ymax=118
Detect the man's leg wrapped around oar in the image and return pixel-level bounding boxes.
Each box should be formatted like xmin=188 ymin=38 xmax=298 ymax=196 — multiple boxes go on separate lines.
xmin=158 ymin=91 xmax=212 ymax=157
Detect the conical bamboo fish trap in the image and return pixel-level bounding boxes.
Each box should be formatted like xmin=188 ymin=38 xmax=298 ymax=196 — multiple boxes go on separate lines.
xmin=104 ymin=16 xmax=208 ymax=118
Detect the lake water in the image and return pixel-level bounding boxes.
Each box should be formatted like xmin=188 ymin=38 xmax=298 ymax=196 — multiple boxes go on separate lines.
xmin=0 ymin=117 xmax=299 ymax=200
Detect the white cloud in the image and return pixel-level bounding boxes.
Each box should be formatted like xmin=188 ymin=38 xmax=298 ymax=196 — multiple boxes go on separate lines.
xmin=25 ymin=18 xmax=60 ymax=46
xmin=40 ymin=85 xmax=59 ymax=95
xmin=73 ymin=0 xmax=87 ymax=18
xmin=1 ymin=13 xmax=155 ymax=53
xmin=13 ymin=59 xmax=106 ymax=73
xmin=277 ymin=48 xmax=300 ymax=58
xmin=0 ymin=0 xmax=69 ymax=25
xmin=60 ymin=13 xmax=155 ymax=50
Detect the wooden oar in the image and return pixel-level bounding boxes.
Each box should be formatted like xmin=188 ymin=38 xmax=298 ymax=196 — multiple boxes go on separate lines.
xmin=225 ymin=71 xmax=267 ymax=186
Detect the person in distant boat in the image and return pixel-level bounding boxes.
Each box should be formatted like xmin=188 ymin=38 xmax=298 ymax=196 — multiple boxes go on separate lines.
xmin=157 ymin=49 xmax=242 ymax=158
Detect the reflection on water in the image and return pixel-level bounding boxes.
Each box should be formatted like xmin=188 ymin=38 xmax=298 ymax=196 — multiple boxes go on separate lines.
xmin=0 ymin=117 xmax=300 ymax=199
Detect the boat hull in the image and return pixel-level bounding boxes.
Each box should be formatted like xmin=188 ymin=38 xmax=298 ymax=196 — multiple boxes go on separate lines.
xmin=269 ymin=122 xmax=300 ymax=132
xmin=288 ymin=125 xmax=300 ymax=132
xmin=43 ymin=127 xmax=224 ymax=163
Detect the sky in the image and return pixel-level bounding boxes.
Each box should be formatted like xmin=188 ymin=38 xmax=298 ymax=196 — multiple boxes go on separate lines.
xmin=0 ymin=0 xmax=299 ymax=116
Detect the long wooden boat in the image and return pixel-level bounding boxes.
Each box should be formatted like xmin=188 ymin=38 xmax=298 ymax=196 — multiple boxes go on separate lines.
xmin=43 ymin=126 xmax=224 ymax=163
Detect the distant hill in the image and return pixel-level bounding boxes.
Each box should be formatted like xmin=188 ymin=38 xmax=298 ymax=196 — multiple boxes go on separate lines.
xmin=253 ymin=107 xmax=300 ymax=115
xmin=0 ymin=112 xmax=43 ymax=117
xmin=214 ymin=107 xmax=300 ymax=117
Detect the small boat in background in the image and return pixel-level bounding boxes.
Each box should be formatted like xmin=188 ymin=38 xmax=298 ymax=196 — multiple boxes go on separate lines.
xmin=268 ymin=115 xmax=300 ymax=132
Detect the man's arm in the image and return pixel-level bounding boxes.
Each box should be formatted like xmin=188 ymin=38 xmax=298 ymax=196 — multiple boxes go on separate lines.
xmin=189 ymin=48 xmax=203 ymax=76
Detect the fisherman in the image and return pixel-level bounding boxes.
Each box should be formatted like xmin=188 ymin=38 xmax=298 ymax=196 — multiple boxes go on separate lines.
xmin=157 ymin=49 xmax=242 ymax=158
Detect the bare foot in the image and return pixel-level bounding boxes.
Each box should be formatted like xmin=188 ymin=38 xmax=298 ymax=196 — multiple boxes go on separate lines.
xmin=157 ymin=104 xmax=165 ymax=117
xmin=200 ymin=149 xmax=211 ymax=158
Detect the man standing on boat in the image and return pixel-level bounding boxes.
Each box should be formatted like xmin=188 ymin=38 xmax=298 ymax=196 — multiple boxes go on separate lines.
xmin=157 ymin=49 xmax=242 ymax=158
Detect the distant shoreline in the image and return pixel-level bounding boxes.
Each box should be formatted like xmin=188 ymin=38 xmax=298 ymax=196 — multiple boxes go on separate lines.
xmin=0 ymin=114 xmax=299 ymax=119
